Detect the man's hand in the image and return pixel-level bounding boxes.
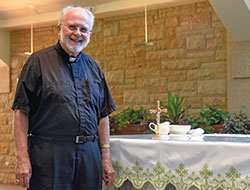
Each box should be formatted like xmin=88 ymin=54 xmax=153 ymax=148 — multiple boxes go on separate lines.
xmin=102 ymin=154 xmax=115 ymax=187
xmin=15 ymin=155 xmax=32 ymax=188
xmin=13 ymin=110 xmax=31 ymax=188
xmin=98 ymin=116 xmax=115 ymax=187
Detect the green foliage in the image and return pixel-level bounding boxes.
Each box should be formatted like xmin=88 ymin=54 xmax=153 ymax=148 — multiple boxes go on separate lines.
xmin=110 ymin=107 xmax=150 ymax=130
xmin=193 ymin=104 xmax=228 ymax=126
xmin=222 ymin=108 xmax=250 ymax=134
xmin=192 ymin=104 xmax=228 ymax=133
xmin=162 ymin=92 xmax=191 ymax=124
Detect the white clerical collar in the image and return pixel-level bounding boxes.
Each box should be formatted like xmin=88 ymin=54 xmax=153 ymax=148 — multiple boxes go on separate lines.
xmin=69 ymin=56 xmax=77 ymax=63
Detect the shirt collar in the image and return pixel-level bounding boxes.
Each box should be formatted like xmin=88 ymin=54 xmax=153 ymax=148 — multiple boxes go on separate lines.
xmin=55 ymin=41 xmax=82 ymax=63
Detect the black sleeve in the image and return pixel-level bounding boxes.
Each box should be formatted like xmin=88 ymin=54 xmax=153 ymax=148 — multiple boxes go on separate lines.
xmin=100 ymin=75 xmax=117 ymax=118
xmin=12 ymin=55 xmax=41 ymax=115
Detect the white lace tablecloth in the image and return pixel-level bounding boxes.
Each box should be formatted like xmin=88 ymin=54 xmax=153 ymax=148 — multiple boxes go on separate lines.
xmin=109 ymin=134 xmax=250 ymax=190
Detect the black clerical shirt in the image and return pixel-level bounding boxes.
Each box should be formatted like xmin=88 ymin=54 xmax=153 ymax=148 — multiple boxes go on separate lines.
xmin=12 ymin=42 xmax=116 ymax=136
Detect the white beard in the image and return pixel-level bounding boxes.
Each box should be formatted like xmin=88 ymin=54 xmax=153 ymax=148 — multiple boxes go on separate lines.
xmin=60 ymin=32 xmax=90 ymax=53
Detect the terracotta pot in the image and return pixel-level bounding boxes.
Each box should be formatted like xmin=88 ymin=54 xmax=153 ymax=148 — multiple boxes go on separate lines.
xmin=110 ymin=124 xmax=146 ymax=135
xmin=197 ymin=124 xmax=224 ymax=133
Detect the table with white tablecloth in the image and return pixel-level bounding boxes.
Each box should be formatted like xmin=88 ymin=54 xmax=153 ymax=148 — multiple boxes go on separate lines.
xmin=109 ymin=134 xmax=250 ymax=190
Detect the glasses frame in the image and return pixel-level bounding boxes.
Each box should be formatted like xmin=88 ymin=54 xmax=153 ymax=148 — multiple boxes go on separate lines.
xmin=62 ymin=23 xmax=91 ymax=34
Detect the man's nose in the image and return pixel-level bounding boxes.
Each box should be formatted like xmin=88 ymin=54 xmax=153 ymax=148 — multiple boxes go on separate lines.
xmin=73 ymin=28 xmax=81 ymax=36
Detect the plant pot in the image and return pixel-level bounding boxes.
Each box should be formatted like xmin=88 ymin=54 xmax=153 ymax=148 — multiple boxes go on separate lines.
xmin=110 ymin=124 xmax=146 ymax=135
xmin=197 ymin=124 xmax=224 ymax=133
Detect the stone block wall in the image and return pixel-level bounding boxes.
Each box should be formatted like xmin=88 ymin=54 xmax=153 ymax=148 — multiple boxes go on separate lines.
xmin=0 ymin=0 xmax=227 ymax=184
xmin=95 ymin=1 xmax=226 ymax=114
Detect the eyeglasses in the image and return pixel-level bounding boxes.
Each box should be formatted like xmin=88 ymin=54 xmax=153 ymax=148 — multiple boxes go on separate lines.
xmin=62 ymin=24 xmax=90 ymax=34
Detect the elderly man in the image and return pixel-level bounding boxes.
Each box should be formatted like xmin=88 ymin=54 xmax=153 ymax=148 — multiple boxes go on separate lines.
xmin=12 ymin=6 xmax=116 ymax=190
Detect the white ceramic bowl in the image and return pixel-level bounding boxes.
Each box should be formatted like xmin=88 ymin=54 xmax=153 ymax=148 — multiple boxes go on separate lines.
xmin=169 ymin=125 xmax=191 ymax=134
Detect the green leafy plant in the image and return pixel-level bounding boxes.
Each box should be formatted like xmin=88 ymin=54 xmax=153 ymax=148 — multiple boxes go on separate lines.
xmin=222 ymin=107 xmax=250 ymax=134
xmin=110 ymin=107 xmax=150 ymax=130
xmin=162 ymin=92 xmax=191 ymax=124
xmin=192 ymin=104 xmax=228 ymax=133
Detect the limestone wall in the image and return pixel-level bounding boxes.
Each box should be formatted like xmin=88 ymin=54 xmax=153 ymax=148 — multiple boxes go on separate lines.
xmin=89 ymin=1 xmax=226 ymax=114
xmin=0 ymin=0 xmax=228 ymax=184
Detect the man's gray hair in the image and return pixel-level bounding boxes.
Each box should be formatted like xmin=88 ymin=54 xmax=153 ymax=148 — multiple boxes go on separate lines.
xmin=58 ymin=6 xmax=95 ymax=31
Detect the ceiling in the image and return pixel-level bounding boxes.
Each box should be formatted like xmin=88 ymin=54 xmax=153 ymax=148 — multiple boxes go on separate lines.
xmin=0 ymin=0 xmax=116 ymax=29
xmin=0 ymin=0 xmax=115 ymax=20
xmin=0 ymin=0 xmax=250 ymax=40
xmin=0 ymin=0 xmax=205 ymax=29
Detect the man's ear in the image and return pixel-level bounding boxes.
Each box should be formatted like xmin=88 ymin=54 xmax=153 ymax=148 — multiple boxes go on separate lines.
xmin=57 ymin=24 xmax=61 ymax=34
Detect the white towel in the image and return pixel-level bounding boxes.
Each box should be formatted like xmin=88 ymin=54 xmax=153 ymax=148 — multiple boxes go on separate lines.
xmin=187 ymin=128 xmax=204 ymax=135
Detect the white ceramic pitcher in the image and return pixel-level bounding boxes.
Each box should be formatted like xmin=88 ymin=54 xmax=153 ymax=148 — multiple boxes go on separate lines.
xmin=149 ymin=121 xmax=170 ymax=136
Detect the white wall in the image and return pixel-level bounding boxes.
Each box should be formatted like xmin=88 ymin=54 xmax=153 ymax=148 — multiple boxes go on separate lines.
xmin=227 ymin=36 xmax=250 ymax=114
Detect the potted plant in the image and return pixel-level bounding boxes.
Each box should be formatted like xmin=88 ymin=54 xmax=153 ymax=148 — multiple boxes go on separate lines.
xmin=192 ymin=104 xmax=228 ymax=133
xmin=109 ymin=107 xmax=151 ymax=135
xmin=221 ymin=107 xmax=250 ymax=134
xmin=161 ymin=92 xmax=192 ymax=134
